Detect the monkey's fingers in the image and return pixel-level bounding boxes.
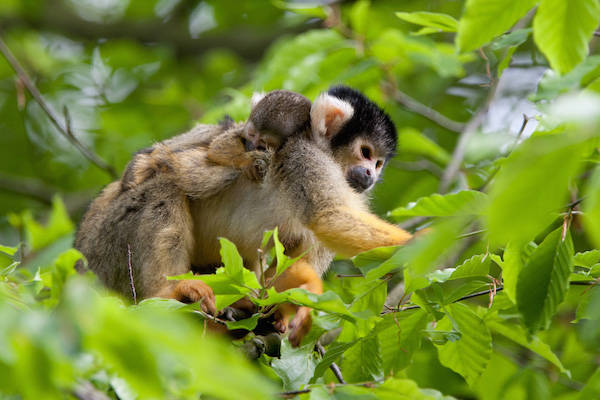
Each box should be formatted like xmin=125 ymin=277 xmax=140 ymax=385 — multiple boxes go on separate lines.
xmin=173 ymin=280 xmax=217 ymax=315
xmin=288 ymin=306 xmax=312 ymax=347
xmin=273 ymin=310 xmax=289 ymax=334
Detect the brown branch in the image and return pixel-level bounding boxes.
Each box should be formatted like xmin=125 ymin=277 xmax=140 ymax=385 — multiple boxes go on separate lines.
xmin=279 ymin=389 xmax=311 ymax=398
xmin=0 ymin=172 xmax=55 ymax=205
xmin=0 ymin=36 xmax=118 ymax=179
xmin=384 ymin=82 xmax=466 ymax=133
xmin=316 ymin=343 xmax=346 ymax=384
xmin=383 ymin=280 xmax=597 ymax=314
xmin=127 ymin=244 xmax=137 ymax=304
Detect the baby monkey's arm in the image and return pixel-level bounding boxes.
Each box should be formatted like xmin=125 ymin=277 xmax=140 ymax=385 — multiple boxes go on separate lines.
xmin=206 ymin=130 xmax=271 ymax=181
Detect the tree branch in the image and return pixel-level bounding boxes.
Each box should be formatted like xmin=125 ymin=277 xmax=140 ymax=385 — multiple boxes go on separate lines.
xmin=0 ymin=36 xmax=118 ymax=179
xmin=383 ymin=82 xmax=466 ymax=133
xmin=316 ymin=342 xmax=346 ymax=384
xmin=382 ymin=280 xmax=597 ymax=314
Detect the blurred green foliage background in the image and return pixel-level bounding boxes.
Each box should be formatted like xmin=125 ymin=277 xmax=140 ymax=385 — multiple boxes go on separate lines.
xmin=1 ymin=0 xmax=600 ymax=399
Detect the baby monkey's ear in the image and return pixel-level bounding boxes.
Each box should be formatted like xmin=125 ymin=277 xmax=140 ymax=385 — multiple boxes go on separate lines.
xmin=310 ymin=93 xmax=354 ymax=139
xmin=250 ymin=92 xmax=266 ymax=108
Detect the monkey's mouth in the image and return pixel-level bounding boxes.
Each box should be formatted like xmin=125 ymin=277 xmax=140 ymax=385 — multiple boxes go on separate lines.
xmin=347 ymin=176 xmax=372 ymax=193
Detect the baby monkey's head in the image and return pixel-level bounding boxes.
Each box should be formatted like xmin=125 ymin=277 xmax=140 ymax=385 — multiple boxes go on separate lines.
xmin=244 ymin=90 xmax=312 ymax=151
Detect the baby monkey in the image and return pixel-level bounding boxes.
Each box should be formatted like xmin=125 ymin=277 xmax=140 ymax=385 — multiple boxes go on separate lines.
xmin=121 ymin=90 xmax=312 ymax=191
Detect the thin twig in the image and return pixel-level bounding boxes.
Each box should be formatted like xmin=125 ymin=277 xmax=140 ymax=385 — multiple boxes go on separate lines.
xmin=0 ymin=36 xmax=117 ymax=179
xmin=316 ymin=343 xmax=346 ymax=384
xmin=438 ymin=71 xmax=499 ymax=193
xmin=127 ymin=244 xmax=137 ymax=304
xmin=384 ymin=82 xmax=466 ymax=133
xmin=279 ymin=389 xmax=311 ymax=398
xmin=383 ymin=280 xmax=598 ymax=314
xmin=457 ymin=229 xmax=487 ymax=239
xmin=384 ymin=287 xmax=505 ymax=313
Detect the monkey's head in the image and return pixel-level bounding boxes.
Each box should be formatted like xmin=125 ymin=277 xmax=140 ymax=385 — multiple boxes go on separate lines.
xmin=244 ymin=90 xmax=312 ymax=151
xmin=310 ymin=85 xmax=397 ymax=193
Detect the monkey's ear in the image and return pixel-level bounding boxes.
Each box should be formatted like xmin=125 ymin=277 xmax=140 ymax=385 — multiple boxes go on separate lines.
xmin=310 ymin=93 xmax=354 ymax=138
xmin=251 ymin=92 xmax=266 ymax=108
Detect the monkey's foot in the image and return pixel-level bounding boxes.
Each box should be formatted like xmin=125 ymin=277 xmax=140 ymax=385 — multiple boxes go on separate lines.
xmin=288 ymin=307 xmax=312 ymax=347
xmin=172 ymin=280 xmax=217 ymax=315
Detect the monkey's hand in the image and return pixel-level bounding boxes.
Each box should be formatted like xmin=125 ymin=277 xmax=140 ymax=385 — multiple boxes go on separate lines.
xmin=172 ymin=280 xmax=217 ymax=315
xmin=242 ymin=151 xmax=271 ymax=182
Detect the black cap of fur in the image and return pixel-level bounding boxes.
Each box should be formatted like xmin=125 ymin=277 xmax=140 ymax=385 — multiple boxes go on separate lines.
xmin=327 ymin=85 xmax=397 ymax=160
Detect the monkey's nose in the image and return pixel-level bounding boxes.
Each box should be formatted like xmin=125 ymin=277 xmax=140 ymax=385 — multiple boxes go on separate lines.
xmin=348 ymin=166 xmax=374 ymax=192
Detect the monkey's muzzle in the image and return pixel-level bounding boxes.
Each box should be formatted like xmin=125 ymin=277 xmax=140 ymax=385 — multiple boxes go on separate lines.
xmin=347 ymin=166 xmax=374 ymax=192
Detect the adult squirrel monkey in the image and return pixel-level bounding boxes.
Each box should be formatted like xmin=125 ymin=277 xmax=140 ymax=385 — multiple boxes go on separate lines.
xmin=75 ymin=86 xmax=412 ymax=346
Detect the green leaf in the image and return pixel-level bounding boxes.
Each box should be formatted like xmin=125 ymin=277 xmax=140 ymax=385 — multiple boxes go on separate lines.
xmin=0 ymin=245 xmax=17 ymax=256
xmin=272 ymin=0 xmax=327 ymax=19
xmin=397 ymin=11 xmax=459 ymax=33
xmin=397 ymin=128 xmax=451 ymax=165
xmin=14 ymin=196 xmax=74 ymax=251
xmin=272 ymin=227 xmax=303 ymax=279
xmin=224 ymin=313 xmax=260 ymax=331
xmin=340 ymin=334 xmax=383 ymax=383
xmin=485 ymin=134 xmax=585 ymax=245
xmin=349 ymin=0 xmax=370 ymax=36
xmin=574 ymin=249 xmax=600 ymax=268
xmin=435 ymin=303 xmax=492 ymax=386
xmin=352 ymin=245 xmax=400 ymax=279
xmin=376 ymin=378 xmax=447 ymax=399
xmin=579 ymin=368 xmax=600 ymax=399
xmin=501 ymin=241 xmax=538 ymax=302
xmin=516 ymin=228 xmax=574 ymax=332
xmin=450 ymin=254 xmax=492 ymax=280
xmin=256 ymin=288 xmax=356 ymax=321
xmin=377 ymin=310 xmax=430 ymax=375
xmin=533 ymin=0 xmax=600 ymax=74
xmin=389 ymin=190 xmax=488 ymax=218
xmin=490 ymin=28 xmax=532 ymax=50
xmin=534 ymin=55 xmax=600 ymax=100
xmin=271 ymin=340 xmax=317 ymax=391
xmin=584 ymin=166 xmax=600 ymax=248
xmin=456 ymin=0 xmax=537 ymax=52
xmin=486 ymin=319 xmax=570 ymax=376
xmin=219 ymin=238 xmax=244 ymax=284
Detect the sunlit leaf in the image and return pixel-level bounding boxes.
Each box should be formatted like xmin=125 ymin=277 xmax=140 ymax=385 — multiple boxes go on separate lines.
xmin=397 ymin=11 xmax=459 ymax=33
xmin=533 ymin=0 xmax=600 ymax=74
xmin=486 ymin=134 xmax=586 ymax=245
xmin=389 ymin=190 xmax=488 ymax=217
xmin=456 ymin=0 xmax=537 ymax=52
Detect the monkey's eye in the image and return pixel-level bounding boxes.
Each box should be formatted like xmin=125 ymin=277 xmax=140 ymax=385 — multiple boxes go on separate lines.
xmin=376 ymin=160 xmax=383 ymax=169
xmin=361 ymin=146 xmax=372 ymax=160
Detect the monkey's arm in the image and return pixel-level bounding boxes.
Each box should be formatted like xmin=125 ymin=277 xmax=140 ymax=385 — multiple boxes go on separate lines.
xmin=271 ymin=258 xmax=323 ymax=347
